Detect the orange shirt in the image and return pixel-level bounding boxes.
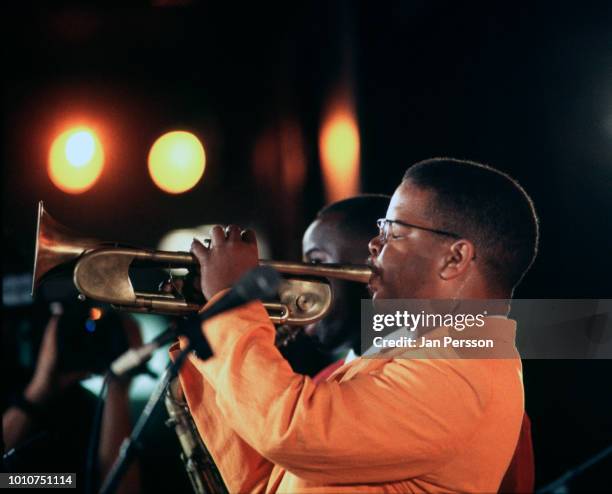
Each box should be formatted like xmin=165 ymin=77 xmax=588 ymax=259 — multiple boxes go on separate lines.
xmin=172 ymin=297 xmax=524 ymax=493
xmin=315 ymin=362 xmax=534 ymax=493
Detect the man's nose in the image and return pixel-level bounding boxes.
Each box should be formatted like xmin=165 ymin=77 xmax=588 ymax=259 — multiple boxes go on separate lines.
xmin=368 ymin=234 xmax=382 ymax=257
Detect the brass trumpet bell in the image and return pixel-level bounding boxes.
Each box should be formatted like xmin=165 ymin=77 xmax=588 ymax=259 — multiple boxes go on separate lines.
xmin=31 ymin=202 xmax=372 ymax=325
xmin=32 ymin=201 xmax=107 ymax=295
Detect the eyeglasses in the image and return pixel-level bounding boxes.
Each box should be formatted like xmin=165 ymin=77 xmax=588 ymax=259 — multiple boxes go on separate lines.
xmin=376 ymin=218 xmax=461 ymax=242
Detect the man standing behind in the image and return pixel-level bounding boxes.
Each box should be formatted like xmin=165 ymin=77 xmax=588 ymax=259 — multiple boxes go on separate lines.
xmin=180 ymin=157 xmax=539 ymax=492
xmin=285 ymin=195 xmax=390 ymax=379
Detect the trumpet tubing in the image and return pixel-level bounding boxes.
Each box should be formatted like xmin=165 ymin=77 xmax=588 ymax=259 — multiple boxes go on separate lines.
xmin=31 ymin=201 xmax=372 ymax=326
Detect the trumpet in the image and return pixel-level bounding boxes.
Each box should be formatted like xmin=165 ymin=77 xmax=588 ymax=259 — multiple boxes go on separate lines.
xmin=32 ymin=201 xmax=372 ymax=326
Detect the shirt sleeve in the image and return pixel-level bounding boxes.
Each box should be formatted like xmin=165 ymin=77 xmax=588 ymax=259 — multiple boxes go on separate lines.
xmin=186 ymin=296 xmax=491 ymax=485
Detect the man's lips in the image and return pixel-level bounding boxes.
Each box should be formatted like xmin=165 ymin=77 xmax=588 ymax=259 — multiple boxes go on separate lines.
xmin=366 ymin=258 xmax=382 ymax=294
xmin=367 ymin=258 xmax=382 ymax=278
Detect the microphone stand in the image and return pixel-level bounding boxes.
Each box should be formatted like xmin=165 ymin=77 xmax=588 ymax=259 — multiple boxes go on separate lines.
xmin=98 ymin=318 xmax=212 ymax=494
xmin=98 ymin=266 xmax=280 ymax=494
xmin=536 ymin=442 xmax=612 ymax=493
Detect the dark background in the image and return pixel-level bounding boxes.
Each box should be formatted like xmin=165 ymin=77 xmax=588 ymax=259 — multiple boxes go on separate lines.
xmin=2 ymin=1 xmax=612 ymax=492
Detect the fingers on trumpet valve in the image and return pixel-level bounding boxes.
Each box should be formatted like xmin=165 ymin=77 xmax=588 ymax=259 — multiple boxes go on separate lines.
xmin=210 ymin=225 xmax=226 ymax=246
xmin=200 ymin=225 xmax=255 ymax=245
xmin=225 ymin=224 xmax=242 ymax=241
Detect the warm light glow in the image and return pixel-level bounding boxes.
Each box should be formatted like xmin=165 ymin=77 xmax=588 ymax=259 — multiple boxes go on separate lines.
xmin=48 ymin=127 xmax=104 ymax=194
xmin=148 ymin=131 xmax=206 ymax=194
xmin=89 ymin=307 xmax=103 ymax=321
xmin=319 ymin=109 xmax=360 ymax=202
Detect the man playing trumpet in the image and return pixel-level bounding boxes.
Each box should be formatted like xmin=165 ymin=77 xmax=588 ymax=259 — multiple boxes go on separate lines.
xmin=173 ymin=158 xmax=539 ymax=493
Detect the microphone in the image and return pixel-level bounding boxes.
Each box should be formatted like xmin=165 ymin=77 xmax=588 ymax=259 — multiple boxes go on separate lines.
xmin=110 ymin=327 xmax=177 ymax=377
xmin=178 ymin=265 xmax=281 ymax=360
xmin=109 ymin=265 xmax=281 ymax=376
xmin=197 ymin=265 xmax=281 ymax=321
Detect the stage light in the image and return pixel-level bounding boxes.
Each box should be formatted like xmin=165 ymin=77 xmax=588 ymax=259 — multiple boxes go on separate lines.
xmin=319 ymin=106 xmax=360 ymax=202
xmin=48 ymin=127 xmax=104 ymax=194
xmin=89 ymin=307 xmax=103 ymax=321
xmin=148 ymin=131 xmax=206 ymax=194
xmin=85 ymin=320 xmax=96 ymax=333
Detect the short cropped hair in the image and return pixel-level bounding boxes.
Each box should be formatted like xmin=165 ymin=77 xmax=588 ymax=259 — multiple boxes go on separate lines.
xmin=318 ymin=194 xmax=391 ymax=241
xmin=403 ymin=158 xmax=539 ymax=290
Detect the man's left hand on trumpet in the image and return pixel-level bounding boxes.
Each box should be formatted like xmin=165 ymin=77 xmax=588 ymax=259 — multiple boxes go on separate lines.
xmin=190 ymin=224 xmax=259 ymax=300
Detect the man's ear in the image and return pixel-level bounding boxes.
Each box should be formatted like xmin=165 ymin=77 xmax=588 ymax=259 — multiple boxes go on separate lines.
xmin=439 ymin=240 xmax=475 ymax=280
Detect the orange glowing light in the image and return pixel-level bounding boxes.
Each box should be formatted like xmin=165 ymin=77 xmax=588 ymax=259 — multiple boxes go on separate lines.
xmin=48 ymin=127 xmax=104 ymax=194
xmin=148 ymin=131 xmax=206 ymax=194
xmin=89 ymin=307 xmax=103 ymax=321
xmin=319 ymin=109 xmax=360 ymax=202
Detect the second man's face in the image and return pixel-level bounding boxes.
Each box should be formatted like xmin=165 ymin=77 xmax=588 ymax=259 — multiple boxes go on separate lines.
xmin=302 ymin=214 xmax=369 ymax=350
